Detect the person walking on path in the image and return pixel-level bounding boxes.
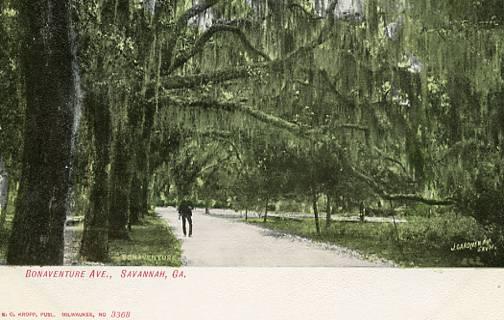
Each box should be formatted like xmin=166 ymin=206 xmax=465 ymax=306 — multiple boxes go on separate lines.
xmin=178 ymin=200 xmax=193 ymax=237
xmin=359 ymin=201 xmax=366 ymax=222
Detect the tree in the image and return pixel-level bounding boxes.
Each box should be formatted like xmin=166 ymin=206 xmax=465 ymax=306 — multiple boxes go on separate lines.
xmin=79 ymin=90 xmax=111 ymax=261
xmin=7 ymin=0 xmax=78 ymax=265
xmin=0 ymin=1 xmax=23 ymax=233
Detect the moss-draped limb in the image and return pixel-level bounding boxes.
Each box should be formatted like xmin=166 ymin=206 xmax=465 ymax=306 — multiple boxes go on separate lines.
xmin=161 ymin=29 xmax=337 ymax=89
xmin=169 ymin=24 xmax=271 ymax=73
xmin=161 ymin=0 xmax=338 ymax=86
xmin=164 ymin=0 xmax=223 ymax=73
xmin=349 ymin=168 xmax=456 ymax=206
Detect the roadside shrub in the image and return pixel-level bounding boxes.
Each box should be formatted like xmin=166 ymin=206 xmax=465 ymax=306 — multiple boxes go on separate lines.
xmin=399 ymin=213 xmax=486 ymax=250
xmin=455 ymin=165 xmax=504 ymax=265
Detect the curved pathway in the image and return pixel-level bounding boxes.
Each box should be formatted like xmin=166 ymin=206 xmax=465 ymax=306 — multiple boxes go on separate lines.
xmin=158 ymin=207 xmax=391 ymax=267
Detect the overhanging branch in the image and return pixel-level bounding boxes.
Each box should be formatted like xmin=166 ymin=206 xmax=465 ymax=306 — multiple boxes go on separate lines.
xmin=165 ymin=96 xmax=455 ymax=206
xmin=161 ymin=0 xmax=337 ymax=86
xmin=350 ymin=168 xmax=455 ymax=206
xmin=288 ymin=3 xmax=325 ymax=21
xmin=161 ymin=27 xmax=335 ymax=89
xmin=165 ymin=0 xmax=222 ymax=73
xmin=161 ymin=96 xmax=313 ymax=136
xmin=176 ymin=0 xmax=222 ymax=32
xmin=169 ymin=24 xmax=271 ymax=73
xmin=373 ymin=146 xmax=409 ymax=175
xmin=381 ymin=194 xmax=455 ymax=206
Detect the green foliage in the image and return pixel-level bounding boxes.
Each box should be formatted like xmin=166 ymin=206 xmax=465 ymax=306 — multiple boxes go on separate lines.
xmin=249 ymin=212 xmax=496 ymax=267
xmin=108 ymin=214 xmax=182 ymax=266
xmin=64 ymin=213 xmax=182 ymax=266
xmin=3 ymin=0 xmax=504 ymax=264
xmin=454 ymin=156 xmax=504 ymax=265
xmin=0 ymin=3 xmax=23 ymax=175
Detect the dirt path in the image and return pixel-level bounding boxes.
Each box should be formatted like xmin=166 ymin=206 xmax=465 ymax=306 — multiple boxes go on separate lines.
xmin=158 ymin=207 xmax=392 ymax=267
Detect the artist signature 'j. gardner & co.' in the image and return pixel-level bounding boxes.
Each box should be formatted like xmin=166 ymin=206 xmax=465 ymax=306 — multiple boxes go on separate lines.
xmin=450 ymin=238 xmax=497 ymax=252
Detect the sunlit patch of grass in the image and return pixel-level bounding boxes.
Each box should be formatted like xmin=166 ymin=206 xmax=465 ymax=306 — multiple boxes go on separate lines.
xmin=108 ymin=213 xmax=182 ymax=266
xmin=247 ymin=214 xmax=489 ymax=267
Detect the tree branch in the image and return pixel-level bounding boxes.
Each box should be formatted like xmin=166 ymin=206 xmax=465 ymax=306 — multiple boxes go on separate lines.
xmin=349 ymin=167 xmax=455 ymax=206
xmin=164 ymin=0 xmax=222 ymax=73
xmin=176 ymin=0 xmax=222 ymax=32
xmin=381 ymin=194 xmax=455 ymax=206
xmin=336 ymin=123 xmax=369 ymax=132
xmin=161 ymin=0 xmax=337 ymax=86
xmin=288 ymin=3 xmax=324 ymax=21
xmin=162 ymin=64 xmax=266 ymax=89
xmin=169 ymin=24 xmax=271 ymax=73
xmin=326 ymin=0 xmax=340 ymax=27
xmin=158 ymin=94 xmax=455 ymax=206
xmin=180 ymin=128 xmax=246 ymax=167
xmin=161 ymin=27 xmax=335 ymax=89
xmin=160 ymin=58 xmax=276 ymax=90
xmin=372 ymin=146 xmax=409 ymax=175
xmin=163 ymin=96 xmax=313 ymax=136
xmin=319 ymin=68 xmax=356 ymax=107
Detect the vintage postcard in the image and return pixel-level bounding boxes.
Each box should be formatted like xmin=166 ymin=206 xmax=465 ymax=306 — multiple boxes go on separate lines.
xmin=1 ymin=0 xmax=503 ymax=319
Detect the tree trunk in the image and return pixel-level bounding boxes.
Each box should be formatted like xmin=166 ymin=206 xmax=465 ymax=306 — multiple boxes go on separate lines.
xmin=127 ymin=95 xmax=143 ymax=226
xmin=312 ymin=195 xmax=321 ymax=235
xmin=245 ymin=208 xmax=248 ymax=221
xmin=7 ymin=0 xmax=76 ymax=265
xmin=80 ymin=91 xmax=111 ymax=262
xmin=392 ymin=215 xmax=404 ymax=257
xmin=325 ymin=194 xmax=332 ymax=230
xmin=263 ymin=197 xmax=269 ymax=223
xmin=0 ymin=160 xmax=9 ymax=230
xmin=139 ymin=90 xmax=157 ymax=217
xmin=128 ymin=13 xmax=158 ymax=222
xmin=127 ymin=87 xmax=153 ymax=226
xmin=0 ymin=179 xmax=8 ymax=231
xmin=129 ymin=175 xmax=143 ymax=225
xmin=109 ymin=124 xmax=131 ymax=239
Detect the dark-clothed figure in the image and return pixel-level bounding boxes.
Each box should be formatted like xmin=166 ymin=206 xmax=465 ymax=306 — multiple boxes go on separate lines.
xmin=178 ymin=200 xmax=193 ymax=237
xmin=359 ymin=201 xmax=366 ymax=222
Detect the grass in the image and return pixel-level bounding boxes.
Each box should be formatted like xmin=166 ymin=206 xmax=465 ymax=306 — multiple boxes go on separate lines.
xmin=0 ymin=218 xmax=12 ymax=263
xmin=0 ymin=200 xmax=15 ymax=264
xmin=247 ymin=212 xmax=493 ymax=267
xmin=0 ymin=211 xmax=182 ymax=266
xmin=108 ymin=212 xmax=182 ymax=266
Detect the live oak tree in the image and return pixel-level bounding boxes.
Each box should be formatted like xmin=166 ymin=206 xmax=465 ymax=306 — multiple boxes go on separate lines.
xmin=7 ymin=0 xmax=78 ymax=265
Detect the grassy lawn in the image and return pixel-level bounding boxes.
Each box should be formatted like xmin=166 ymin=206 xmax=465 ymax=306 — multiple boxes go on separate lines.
xmin=108 ymin=212 xmax=182 ymax=266
xmin=0 ymin=212 xmax=181 ymax=266
xmin=248 ymin=213 xmax=492 ymax=267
